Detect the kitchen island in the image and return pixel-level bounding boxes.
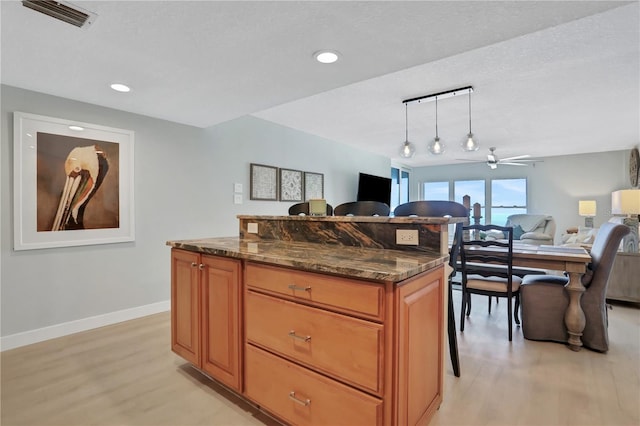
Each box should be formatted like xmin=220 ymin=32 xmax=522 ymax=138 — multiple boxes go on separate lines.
xmin=167 ymin=215 xmax=460 ymax=426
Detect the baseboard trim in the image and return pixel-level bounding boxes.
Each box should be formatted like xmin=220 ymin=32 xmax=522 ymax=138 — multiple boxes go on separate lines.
xmin=0 ymin=300 xmax=170 ymax=352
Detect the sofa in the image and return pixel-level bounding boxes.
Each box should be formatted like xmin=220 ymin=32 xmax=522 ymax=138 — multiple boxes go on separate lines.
xmin=486 ymin=214 xmax=556 ymax=246
xmin=561 ymin=226 xmax=599 ymax=246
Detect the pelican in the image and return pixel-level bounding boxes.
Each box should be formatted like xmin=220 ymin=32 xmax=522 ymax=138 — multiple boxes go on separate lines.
xmin=51 ymin=145 xmax=109 ymax=231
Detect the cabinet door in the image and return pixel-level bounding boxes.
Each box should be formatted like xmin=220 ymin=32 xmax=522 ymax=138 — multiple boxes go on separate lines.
xmin=171 ymin=249 xmax=201 ymax=366
xmin=395 ymin=265 xmax=444 ymax=426
xmin=201 ymin=255 xmax=242 ymax=392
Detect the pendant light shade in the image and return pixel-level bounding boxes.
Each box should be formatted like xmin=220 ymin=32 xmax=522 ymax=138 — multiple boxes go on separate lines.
xmin=428 ymin=137 xmax=445 ymax=155
xmin=461 ymin=89 xmax=479 ymax=151
xmin=427 ymin=98 xmax=445 ymax=155
xmin=399 ymin=103 xmax=416 ymax=158
xmin=400 ymin=140 xmax=416 ymax=158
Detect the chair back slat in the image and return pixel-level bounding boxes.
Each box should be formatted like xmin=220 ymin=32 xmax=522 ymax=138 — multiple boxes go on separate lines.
xmin=461 ymin=224 xmax=515 ymax=290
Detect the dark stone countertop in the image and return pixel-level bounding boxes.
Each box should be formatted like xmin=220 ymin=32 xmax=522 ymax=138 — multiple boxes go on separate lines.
xmin=166 ymin=237 xmax=446 ymax=283
xmin=237 ymin=215 xmax=462 ymax=224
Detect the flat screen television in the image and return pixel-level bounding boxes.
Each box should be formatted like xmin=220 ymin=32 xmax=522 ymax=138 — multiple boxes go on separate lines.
xmin=356 ymin=172 xmax=392 ymax=206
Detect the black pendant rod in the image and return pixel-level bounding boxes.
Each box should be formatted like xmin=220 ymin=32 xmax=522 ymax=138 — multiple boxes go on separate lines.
xmin=403 ymin=86 xmax=473 ymax=105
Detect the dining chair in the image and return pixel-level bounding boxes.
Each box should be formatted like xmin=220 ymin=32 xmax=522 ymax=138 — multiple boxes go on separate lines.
xmin=394 ymin=200 xmax=468 ymax=377
xmin=334 ymin=201 xmax=390 ymax=216
xmin=460 ymin=224 xmax=521 ymax=341
xmin=393 ymin=200 xmax=468 ymax=218
xmin=288 ymin=202 xmax=333 ymax=216
xmin=520 ymin=222 xmax=629 ymax=352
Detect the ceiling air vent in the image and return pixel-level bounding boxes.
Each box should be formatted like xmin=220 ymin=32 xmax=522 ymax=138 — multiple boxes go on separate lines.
xmin=22 ymin=0 xmax=97 ymax=28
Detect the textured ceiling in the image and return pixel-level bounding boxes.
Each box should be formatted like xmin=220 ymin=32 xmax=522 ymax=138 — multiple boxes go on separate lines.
xmin=2 ymin=1 xmax=638 ymax=167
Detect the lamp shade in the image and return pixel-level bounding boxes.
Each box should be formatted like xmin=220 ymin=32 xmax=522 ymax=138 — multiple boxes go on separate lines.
xmin=612 ymin=189 xmax=640 ymax=215
xmin=578 ymin=200 xmax=596 ymax=216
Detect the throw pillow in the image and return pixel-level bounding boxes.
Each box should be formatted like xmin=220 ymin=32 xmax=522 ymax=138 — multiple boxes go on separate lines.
xmin=512 ymin=224 xmax=525 ymax=240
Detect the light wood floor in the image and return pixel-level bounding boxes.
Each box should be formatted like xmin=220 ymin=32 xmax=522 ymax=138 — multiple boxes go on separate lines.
xmin=2 ymin=291 xmax=639 ymax=426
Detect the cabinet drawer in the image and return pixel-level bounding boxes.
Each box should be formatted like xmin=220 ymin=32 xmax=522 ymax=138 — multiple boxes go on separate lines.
xmin=245 ymin=262 xmax=384 ymax=321
xmin=246 ymin=291 xmax=383 ymax=394
xmin=245 ymin=345 xmax=382 ymax=426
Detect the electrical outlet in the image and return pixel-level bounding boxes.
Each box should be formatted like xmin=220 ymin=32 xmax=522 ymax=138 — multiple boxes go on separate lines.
xmin=396 ymin=229 xmax=419 ymax=245
xmin=248 ymin=223 xmax=258 ymax=234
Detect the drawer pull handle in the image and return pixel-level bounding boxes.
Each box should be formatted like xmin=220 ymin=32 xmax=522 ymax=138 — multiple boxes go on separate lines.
xmin=198 ymin=263 xmax=204 ymax=270
xmin=289 ymin=391 xmax=311 ymax=406
xmin=191 ymin=262 xmax=197 ymax=267
xmin=288 ymin=284 xmax=311 ymax=292
xmin=288 ymin=330 xmax=311 ymax=342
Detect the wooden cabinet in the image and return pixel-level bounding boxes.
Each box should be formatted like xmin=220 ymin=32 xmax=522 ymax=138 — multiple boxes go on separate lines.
xmin=171 ymin=249 xmax=242 ymax=392
xmin=171 ymin=249 xmax=201 ymax=365
xmin=244 ymin=261 xmax=444 ymax=426
xmin=395 ymin=272 xmax=444 ymax=426
xmin=607 ymin=251 xmax=640 ymax=303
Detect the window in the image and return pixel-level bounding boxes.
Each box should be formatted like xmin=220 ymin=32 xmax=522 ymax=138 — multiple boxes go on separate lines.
xmin=491 ymin=178 xmax=527 ymax=225
xmin=423 ymin=181 xmax=449 ymax=200
xmin=421 ymin=177 xmax=528 ymax=224
xmin=390 ymin=167 xmax=410 ymax=212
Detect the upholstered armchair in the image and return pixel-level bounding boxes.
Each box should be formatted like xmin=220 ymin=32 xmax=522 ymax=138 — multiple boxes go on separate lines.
xmin=519 ymin=222 xmax=629 ymax=352
xmin=505 ymin=214 xmax=556 ymax=245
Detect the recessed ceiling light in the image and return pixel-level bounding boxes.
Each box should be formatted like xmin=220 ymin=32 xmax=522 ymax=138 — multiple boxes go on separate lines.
xmin=68 ymin=125 xmax=84 ymax=131
xmin=314 ymin=50 xmax=339 ymax=64
xmin=110 ymin=83 xmax=131 ymax=93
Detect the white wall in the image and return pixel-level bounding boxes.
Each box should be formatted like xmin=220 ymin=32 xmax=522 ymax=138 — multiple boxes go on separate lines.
xmin=0 ymin=85 xmax=389 ymax=347
xmin=410 ymin=149 xmax=629 ymax=242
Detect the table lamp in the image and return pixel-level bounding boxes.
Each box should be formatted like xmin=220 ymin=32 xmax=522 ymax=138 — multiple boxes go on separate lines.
xmin=578 ymin=200 xmax=596 ymax=228
xmin=611 ymin=189 xmax=640 ymax=252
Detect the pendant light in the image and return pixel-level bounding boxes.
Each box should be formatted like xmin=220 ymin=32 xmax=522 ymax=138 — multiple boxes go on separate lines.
xmin=399 ymin=103 xmax=416 ymax=158
xmin=427 ymin=98 xmax=445 ymax=155
xmin=461 ymin=89 xmax=479 ymax=151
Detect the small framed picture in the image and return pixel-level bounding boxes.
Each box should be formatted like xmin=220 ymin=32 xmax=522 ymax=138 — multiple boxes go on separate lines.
xmin=279 ymin=168 xmax=303 ymax=202
xmin=250 ymin=163 xmax=278 ymax=201
xmin=304 ymin=171 xmax=324 ymax=200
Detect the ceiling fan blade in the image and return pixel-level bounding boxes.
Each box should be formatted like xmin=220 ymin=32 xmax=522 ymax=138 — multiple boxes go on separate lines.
xmin=455 ymin=158 xmax=485 ymax=162
xmin=499 ymin=162 xmax=528 ymax=166
xmin=500 ymin=154 xmax=531 ymax=161
xmin=497 ymin=159 xmax=544 ymax=164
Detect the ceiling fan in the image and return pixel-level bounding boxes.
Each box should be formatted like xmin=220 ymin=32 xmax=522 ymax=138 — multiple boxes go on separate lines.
xmin=458 ymin=147 xmax=542 ymax=169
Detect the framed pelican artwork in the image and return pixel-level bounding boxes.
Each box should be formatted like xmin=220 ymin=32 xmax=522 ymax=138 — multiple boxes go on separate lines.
xmin=13 ymin=112 xmax=135 ymax=250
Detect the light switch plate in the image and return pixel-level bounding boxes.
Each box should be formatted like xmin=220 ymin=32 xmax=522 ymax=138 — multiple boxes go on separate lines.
xmin=234 ymin=183 xmax=243 ymax=193
xmin=234 ymin=194 xmax=242 ymax=204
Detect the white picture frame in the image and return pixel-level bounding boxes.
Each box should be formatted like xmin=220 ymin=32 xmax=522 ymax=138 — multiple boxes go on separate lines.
xmin=13 ymin=112 xmax=135 ymax=250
